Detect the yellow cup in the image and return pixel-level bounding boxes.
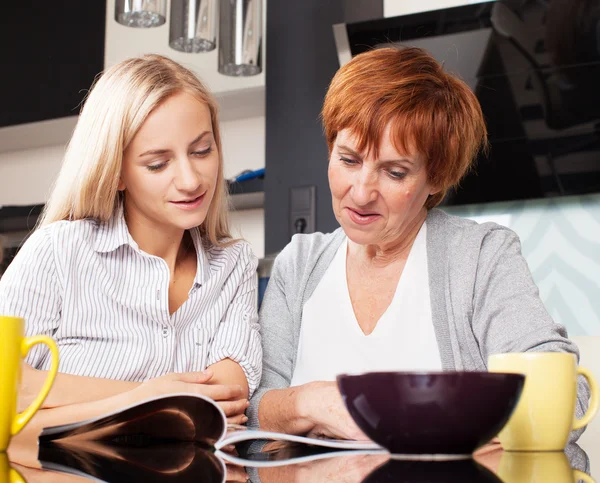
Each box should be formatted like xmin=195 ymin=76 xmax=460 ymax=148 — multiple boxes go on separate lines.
xmin=0 ymin=316 xmax=59 ymax=452
xmin=0 ymin=453 xmax=25 ymax=483
xmin=497 ymin=450 xmax=594 ymax=482
xmin=488 ymin=352 xmax=599 ymax=451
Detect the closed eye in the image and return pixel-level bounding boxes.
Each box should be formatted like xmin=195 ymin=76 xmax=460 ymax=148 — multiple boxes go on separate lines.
xmin=340 ymin=156 xmax=359 ymax=166
xmin=192 ymin=147 xmax=213 ymax=157
xmin=146 ymin=162 xmax=167 ymax=172
xmin=388 ymin=170 xmax=406 ymax=180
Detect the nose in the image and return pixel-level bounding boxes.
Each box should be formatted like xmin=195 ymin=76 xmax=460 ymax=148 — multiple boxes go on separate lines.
xmin=351 ymin=168 xmax=378 ymax=206
xmin=174 ymin=155 xmax=201 ymax=193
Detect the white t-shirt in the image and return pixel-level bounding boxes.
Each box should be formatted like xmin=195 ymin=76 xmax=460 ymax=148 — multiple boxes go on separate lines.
xmin=290 ymin=222 xmax=441 ymax=386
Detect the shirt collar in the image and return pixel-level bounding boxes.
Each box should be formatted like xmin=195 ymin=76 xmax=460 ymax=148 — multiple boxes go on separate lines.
xmin=94 ymin=204 xmax=211 ymax=286
xmin=189 ymin=227 xmax=211 ymax=286
xmin=94 ymin=203 xmax=132 ymax=253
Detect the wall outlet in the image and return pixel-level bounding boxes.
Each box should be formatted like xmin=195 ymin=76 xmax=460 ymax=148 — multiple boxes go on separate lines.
xmin=289 ymin=185 xmax=316 ymax=239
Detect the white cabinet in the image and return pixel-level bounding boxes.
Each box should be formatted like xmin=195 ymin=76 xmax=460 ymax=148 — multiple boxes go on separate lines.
xmin=384 ymin=0 xmax=492 ymax=17
xmin=104 ymin=0 xmax=265 ymax=121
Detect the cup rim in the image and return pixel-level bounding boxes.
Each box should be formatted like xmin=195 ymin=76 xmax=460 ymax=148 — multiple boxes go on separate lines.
xmin=488 ymin=352 xmax=577 ymax=362
xmin=0 ymin=315 xmax=24 ymax=323
xmin=336 ymin=370 xmax=525 ymax=379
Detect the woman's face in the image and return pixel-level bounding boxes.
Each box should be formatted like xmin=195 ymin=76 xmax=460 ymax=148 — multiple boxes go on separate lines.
xmin=120 ymin=91 xmax=219 ymax=234
xmin=328 ymin=124 xmax=438 ymax=248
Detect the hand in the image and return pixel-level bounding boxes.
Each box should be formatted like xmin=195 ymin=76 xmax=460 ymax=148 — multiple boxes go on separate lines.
xmin=226 ymin=463 xmax=248 ymax=482
xmin=300 ymin=381 xmax=370 ymax=441
xmin=129 ymin=370 xmax=249 ymax=424
xmin=218 ymin=444 xmax=247 ymax=482
xmin=17 ymin=363 xmax=47 ymax=411
xmin=473 ymin=441 xmax=503 ymax=473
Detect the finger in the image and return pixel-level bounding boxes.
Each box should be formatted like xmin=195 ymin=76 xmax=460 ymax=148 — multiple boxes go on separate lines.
xmin=175 ymin=370 xmax=214 ymax=384
xmin=218 ymin=399 xmax=249 ymax=417
xmin=474 ymin=442 xmax=502 ymax=456
xmin=474 ymin=447 xmax=503 ymax=473
xmin=349 ymin=426 xmax=370 ymax=442
xmin=219 ymin=444 xmax=238 ymax=455
xmin=202 ymin=384 xmax=244 ymax=401
xmin=227 ymin=413 xmax=249 ymax=425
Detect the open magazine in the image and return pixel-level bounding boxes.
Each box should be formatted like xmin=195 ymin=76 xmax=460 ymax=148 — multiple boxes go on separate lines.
xmin=38 ymin=393 xmax=382 ymax=470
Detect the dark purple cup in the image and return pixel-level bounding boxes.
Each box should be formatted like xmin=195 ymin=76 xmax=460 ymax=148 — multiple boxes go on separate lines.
xmin=363 ymin=458 xmax=502 ymax=482
xmin=336 ymin=371 xmax=525 ymax=456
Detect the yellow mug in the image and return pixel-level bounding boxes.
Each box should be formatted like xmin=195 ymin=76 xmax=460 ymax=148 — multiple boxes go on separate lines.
xmin=0 ymin=316 xmax=59 ymax=452
xmin=488 ymin=352 xmax=599 ymax=451
xmin=0 ymin=453 xmax=25 ymax=483
xmin=497 ymin=450 xmax=594 ymax=482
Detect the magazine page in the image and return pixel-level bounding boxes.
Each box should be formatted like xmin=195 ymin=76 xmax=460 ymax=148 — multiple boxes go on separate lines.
xmin=219 ymin=425 xmax=382 ymax=451
xmin=39 ymin=393 xmax=226 ymax=446
xmin=218 ymin=440 xmax=386 ymax=468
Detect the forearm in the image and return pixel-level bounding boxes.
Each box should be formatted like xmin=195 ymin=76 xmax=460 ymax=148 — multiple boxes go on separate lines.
xmin=207 ymin=358 xmax=249 ymax=399
xmin=258 ymin=464 xmax=301 ymax=483
xmin=22 ymin=364 xmax=139 ymax=409
xmin=8 ymin=390 xmax=135 ymax=468
xmin=257 ymin=386 xmax=314 ymax=435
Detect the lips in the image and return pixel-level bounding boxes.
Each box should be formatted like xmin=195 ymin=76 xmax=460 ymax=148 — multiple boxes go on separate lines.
xmin=170 ymin=193 xmax=205 ymax=210
xmin=174 ymin=195 xmax=202 ymax=204
xmin=345 ymin=207 xmax=381 ymax=226
xmin=349 ymin=208 xmax=379 ymax=216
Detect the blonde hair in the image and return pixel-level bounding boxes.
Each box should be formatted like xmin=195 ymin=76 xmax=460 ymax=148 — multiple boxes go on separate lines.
xmin=39 ymin=54 xmax=232 ymax=246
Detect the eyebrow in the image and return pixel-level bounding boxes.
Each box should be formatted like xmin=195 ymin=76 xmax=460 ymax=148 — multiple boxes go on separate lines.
xmin=337 ymin=144 xmax=414 ymax=165
xmin=138 ymin=131 xmax=212 ymax=157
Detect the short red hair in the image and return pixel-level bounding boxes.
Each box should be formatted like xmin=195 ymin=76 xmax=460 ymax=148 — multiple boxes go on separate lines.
xmin=322 ymin=47 xmax=488 ymax=209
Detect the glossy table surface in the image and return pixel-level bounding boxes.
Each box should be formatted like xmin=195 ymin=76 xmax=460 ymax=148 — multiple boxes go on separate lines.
xmin=5 ymin=420 xmax=600 ymax=483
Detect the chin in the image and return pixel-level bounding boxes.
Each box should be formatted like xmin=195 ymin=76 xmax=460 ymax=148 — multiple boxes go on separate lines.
xmin=171 ymin=212 xmax=208 ymax=231
xmin=341 ymin=224 xmax=380 ymax=246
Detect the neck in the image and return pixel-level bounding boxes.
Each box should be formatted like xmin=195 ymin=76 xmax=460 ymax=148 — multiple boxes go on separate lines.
xmin=349 ymin=208 xmax=427 ymax=267
xmin=124 ymin=207 xmax=187 ymax=271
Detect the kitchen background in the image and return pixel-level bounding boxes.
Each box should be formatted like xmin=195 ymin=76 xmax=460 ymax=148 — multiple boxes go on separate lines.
xmin=1 ymin=0 xmax=599 ymax=335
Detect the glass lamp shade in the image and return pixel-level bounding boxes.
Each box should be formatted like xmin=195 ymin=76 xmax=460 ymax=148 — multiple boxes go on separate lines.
xmin=169 ymin=0 xmax=217 ymax=53
xmin=115 ymin=0 xmax=167 ymax=28
xmin=218 ymin=0 xmax=262 ymax=76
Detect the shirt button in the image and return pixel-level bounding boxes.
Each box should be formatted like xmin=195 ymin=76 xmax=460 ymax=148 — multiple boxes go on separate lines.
xmin=162 ymin=326 xmax=169 ymax=337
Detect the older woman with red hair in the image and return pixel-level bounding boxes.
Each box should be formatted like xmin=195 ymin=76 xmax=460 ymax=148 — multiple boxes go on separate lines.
xmin=248 ymin=47 xmax=588 ymax=440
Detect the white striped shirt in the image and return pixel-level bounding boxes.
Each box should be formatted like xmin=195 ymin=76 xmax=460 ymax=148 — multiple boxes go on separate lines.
xmin=0 ymin=208 xmax=262 ymax=395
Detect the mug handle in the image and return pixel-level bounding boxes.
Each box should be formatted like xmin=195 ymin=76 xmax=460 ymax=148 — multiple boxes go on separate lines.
xmin=10 ymin=467 xmax=26 ymax=483
xmin=573 ymin=470 xmax=595 ymax=483
xmin=572 ymin=366 xmax=599 ymax=431
xmin=11 ymin=335 xmax=59 ymax=436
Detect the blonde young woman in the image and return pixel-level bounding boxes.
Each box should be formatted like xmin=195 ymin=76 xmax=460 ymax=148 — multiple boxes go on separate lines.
xmin=0 ymin=55 xmax=261 ymax=450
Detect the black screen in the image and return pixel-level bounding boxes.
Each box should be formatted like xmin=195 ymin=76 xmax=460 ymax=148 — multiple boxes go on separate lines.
xmin=1 ymin=1 xmax=106 ymax=128
xmin=344 ymin=0 xmax=600 ymax=205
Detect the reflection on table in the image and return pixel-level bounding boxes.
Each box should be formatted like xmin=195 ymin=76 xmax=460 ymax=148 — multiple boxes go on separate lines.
xmin=247 ymin=441 xmax=591 ymax=483
xmin=3 ymin=439 xmax=594 ymax=482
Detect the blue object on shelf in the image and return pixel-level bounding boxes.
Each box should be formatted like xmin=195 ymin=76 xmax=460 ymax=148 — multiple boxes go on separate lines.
xmin=234 ymin=168 xmax=265 ymax=183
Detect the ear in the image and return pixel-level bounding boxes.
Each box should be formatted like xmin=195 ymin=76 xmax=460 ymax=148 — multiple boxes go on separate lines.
xmin=429 ymin=184 xmax=442 ymax=196
xmin=117 ymin=178 xmax=125 ymax=191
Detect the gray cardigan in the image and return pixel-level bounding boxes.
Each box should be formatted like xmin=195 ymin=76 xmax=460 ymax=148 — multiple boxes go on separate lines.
xmin=248 ymin=209 xmax=589 ymax=437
